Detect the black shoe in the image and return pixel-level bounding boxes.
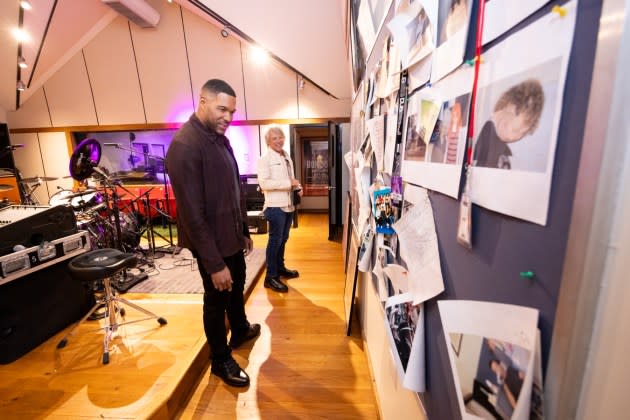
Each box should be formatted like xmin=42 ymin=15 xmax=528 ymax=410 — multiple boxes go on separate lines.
xmin=211 ymin=356 xmax=250 ymax=387
xmin=229 ymin=323 xmax=261 ymax=349
xmin=264 ymin=276 xmax=288 ymax=292
xmin=278 ymin=267 xmax=299 ymax=278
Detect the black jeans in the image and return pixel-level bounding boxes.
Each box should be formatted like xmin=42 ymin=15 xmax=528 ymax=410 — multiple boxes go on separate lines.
xmin=194 ymin=250 xmax=249 ymax=361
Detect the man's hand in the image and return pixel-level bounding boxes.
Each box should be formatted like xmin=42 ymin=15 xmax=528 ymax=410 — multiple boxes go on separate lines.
xmin=211 ymin=266 xmax=233 ymax=291
xmin=244 ymin=237 xmax=253 ymax=256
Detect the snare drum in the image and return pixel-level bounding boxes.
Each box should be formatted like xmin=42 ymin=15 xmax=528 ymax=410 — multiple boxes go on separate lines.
xmin=70 ymin=191 xmax=102 ymax=211
xmin=49 ymin=189 xmax=73 ymax=207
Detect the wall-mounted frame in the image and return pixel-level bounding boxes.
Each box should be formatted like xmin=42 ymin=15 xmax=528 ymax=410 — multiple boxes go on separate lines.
xmin=344 ymin=231 xmax=360 ymax=336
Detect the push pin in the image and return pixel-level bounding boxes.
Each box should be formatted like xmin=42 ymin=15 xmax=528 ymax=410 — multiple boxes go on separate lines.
xmin=519 ymin=271 xmax=535 ymax=280
xmin=552 ymin=5 xmax=567 ymax=17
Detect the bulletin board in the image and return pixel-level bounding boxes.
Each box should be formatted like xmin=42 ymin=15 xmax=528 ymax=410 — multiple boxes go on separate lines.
xmin=348 ymin=0 xmax=604 ymax=418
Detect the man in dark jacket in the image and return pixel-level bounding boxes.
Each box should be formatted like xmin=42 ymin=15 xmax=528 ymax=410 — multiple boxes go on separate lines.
xmin=166 ymin=79 xmax=260 ymax=387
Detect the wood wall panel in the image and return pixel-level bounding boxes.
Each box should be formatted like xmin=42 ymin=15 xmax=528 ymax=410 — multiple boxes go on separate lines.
xmin=130 ymin=2 xmax=193 ymax=124
xmin=298 ymin=80 xmax=351 ymax=119
xmin=242 ymin=45 xmax=298 ymax=120
xmin=10 ymin=133 xmax=50 ymax=203
xmin=37 ymin=132 xmax=74 ymax=197
xmin=182 ymin=8 xmax=246 ymax=121
xmin=83 ymin=16 xmax=145 ymax=125
xmin=7 ymin=88 xmax=51 ymax=129
xmin=44 ymin=53 xmax=97 ymax=127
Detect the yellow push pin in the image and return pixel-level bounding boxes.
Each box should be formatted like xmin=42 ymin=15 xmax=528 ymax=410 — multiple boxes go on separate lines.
xmin=552 ymin=5 xmax=567 ymax=17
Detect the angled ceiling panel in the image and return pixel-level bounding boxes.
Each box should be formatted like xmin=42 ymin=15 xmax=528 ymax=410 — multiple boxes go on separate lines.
xmin=242 ymin=44 xmax=298 ymax=120
xmin=197 ymin=0 xmax=351 ymax=100
xmin=298 ymin=80 xmax=351 ymax=119
xmin=44 ymin=52 xmax=97 ymax=126
xmin=83 ymin=16 xmax=145 ymax=125
xmin=182 ymin=7 xmax=246 ymax=121
xmin=6 ymin=88 xmax=51 ymax=129
xmin=131 ymin=1 xmax=193 ymax=123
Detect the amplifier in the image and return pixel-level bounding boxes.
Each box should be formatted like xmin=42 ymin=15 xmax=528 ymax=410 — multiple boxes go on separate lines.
xmin=0 ymin=205 xmax=77 ymax=257
xmin=0 ymin=230 xmax=90 ymax=286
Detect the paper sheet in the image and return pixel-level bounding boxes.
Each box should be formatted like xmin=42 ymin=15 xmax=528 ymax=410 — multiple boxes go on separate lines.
xmin=392 ymin=184 xmax=444 ymax=304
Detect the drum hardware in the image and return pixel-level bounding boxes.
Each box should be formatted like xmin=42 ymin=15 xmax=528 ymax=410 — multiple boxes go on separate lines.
xmin=69 ymin=138 xmax=148 ymax=292
xmin=103 ymin=142 xmax=176 ymax=254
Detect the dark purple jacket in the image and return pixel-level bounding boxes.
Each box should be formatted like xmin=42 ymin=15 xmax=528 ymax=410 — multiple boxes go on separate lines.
xmin=166 ymin=113 xmax=249 ymax=274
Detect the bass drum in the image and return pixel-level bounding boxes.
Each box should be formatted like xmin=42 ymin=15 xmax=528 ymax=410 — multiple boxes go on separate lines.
xmin=49 ymin=189 xmax=73 ymax=207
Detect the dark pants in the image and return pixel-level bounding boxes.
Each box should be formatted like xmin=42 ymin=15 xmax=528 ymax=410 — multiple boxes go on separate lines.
xmin=263 ymin=207 xmax=294 ymax=278
xmin=194 ymin=250 xmax=248 ymax=361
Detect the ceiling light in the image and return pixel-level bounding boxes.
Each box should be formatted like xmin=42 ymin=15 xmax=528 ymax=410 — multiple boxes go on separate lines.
xmin=16 ymin=80 xmax=26 ymax=91
xmin=11 ymin=28 xmax=30 ymax=43
xmin=221 ymin=27 xmax=229 ymax=38
xmin=250 ymin=46 xmax=268 ymax=65
xmin=19 ymin=0 xmax=32 ymax=11
xmin=298 ymin=77 xmax=305 ymax=90
xmin=18 ymin=56 xmax=27 ymax=69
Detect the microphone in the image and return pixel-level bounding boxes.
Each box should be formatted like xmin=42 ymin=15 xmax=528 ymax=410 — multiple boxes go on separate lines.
xmin=7 ymin=144 xmax=24 ymax=149
xmin=103 ymin=143 xmax=121 ymax=147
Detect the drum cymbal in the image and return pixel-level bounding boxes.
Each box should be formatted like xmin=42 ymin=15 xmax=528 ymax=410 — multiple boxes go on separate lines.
xmin=66 ymin=189 xmax=97 ymax=199
xmin=20 ymin=176 xmax=59 ymax=183
xmin=0 ymin=184 xmax=14 ymax=191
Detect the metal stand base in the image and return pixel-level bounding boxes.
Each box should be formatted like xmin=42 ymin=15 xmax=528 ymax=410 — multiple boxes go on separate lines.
xmin=56 ymin=276 xmax=167 ymax=364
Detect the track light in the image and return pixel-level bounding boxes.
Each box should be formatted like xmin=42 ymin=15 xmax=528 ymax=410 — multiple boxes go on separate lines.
xmin=298 ymin=77 xmax=305 ymax=90
xmin=221 ymin=27 xmax=229 ymax=38
xmin=16 ymin=80 xmax=26 ymax=91
xmin=19 ymin=0 xmax=32 ymax=11
xmin=18 ymin=56 xmax=27 ymax=69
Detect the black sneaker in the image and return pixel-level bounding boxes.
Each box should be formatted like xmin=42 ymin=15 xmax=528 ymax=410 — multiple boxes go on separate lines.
xmin=278 ymin=267 xmax=299 ymax=278
xmin=264 ymin=276 xmax=288 ymax=292
xmin=229 ymin=323 xmax=261 ymax=349
xmin=210 ymin=356 xmax=250 ymax=387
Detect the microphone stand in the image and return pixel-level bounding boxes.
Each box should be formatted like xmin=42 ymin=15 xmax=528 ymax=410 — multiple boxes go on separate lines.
xmin=103 ymin=143 xmax=176 ymax=253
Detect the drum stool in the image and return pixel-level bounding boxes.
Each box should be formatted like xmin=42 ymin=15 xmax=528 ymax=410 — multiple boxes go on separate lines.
xmin=56 ymin=248 xmax=167 ymax=364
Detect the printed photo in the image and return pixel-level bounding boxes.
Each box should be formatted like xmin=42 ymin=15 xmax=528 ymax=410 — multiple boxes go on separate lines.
xmin=407 ymin=5 xmax=434 ymax=66
xmin=438 ymin=0 xmax=469 ymax=46
xmin=373 ymin=187 xmax=395 ymax=234
xmin=448 ymin=334 xmax=530 ymax=420
xmin=428 ymin=93 xmax=471 ymax=165
xmin=386 ymin=299 xmax=420 ymax=371
xmin=472 ymin=58 xmax=561 ymax=173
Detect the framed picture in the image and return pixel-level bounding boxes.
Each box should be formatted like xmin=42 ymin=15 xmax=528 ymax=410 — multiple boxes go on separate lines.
xmin=344 ymin=231 xmax=360 ymax=336
xmin=342 ymin=191 xmax=353 ymax=273
xmin=301 ymin=138 xmax=329 ymax=196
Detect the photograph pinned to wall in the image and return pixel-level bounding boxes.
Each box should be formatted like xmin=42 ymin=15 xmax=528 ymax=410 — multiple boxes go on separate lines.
xmin=432 ymin=0 xmax=473 ymax=83
xmin=402 ymin=65 xmax=474 ymax=198
xmin=383 ymin=93 xmax=399 ymax=174
xmin=373 ymin=187 xmax=396 ymax=234
xmin=470 ymin=2 xmax=577 ymax=225
xmin=386 ymin=0 xmax=437 ymax=69
xmin=438 ymin=300 xmax=541 ymax=420
xmin=384 ymin=293 xmax=425 ymax=391
xmin=302 ymin=138 xmax=329 ymax=196
xmin=482 ymin=0 xmax=549 ymax=45
xmin=366 ymin=115 xmax=385 ymax=170
xmin=393 ymin=184 xmax=444 ymax=304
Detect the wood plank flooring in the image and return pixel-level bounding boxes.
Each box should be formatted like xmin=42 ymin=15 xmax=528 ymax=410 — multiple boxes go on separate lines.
xmin=0 ymin=213 xmax=379 ymax=419
xmin=177 ymin=213 xmax=379 ymax=419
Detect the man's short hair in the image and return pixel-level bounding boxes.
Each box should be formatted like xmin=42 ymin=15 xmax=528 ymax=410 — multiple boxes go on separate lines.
xmin=202 ymin=79 xmax=236 ymax=97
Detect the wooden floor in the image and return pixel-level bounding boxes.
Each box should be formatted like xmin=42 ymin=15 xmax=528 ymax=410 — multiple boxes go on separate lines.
xmin=0 ymin=213 xmax=379 ymax=419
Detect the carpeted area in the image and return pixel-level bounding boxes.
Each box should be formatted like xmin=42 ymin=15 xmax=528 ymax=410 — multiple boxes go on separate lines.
xmin=127 ymin=248 xmax=266 ymax=294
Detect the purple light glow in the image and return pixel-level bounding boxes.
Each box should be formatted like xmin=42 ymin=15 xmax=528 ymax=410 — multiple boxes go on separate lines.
xmin=225 ymin=125 xmax=260 ymax=175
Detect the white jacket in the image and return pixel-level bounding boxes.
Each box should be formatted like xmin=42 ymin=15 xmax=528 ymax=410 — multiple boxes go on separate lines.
xmin=257 ymin=150 xmax=295 ymax=208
